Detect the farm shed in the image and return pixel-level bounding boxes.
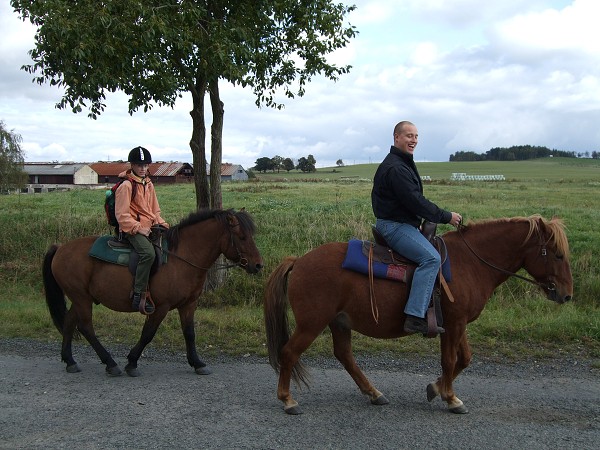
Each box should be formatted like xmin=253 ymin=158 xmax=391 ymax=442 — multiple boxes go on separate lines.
xmin=215 ymin=163 xmax=248 ymax=181
xmin=22 ymin=162 xmax=98 ymax=192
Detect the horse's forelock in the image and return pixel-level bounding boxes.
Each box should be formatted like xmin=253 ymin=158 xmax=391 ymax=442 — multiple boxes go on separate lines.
xmin=522 ymin=215 xmax=569 ymax=259
xmin=544 ymin=217 xmax=570 ymax=259
xmin=234 ymin=209 xmax=257 ymax=235
xmin=212 ymin=209 xmax=256 ymax=235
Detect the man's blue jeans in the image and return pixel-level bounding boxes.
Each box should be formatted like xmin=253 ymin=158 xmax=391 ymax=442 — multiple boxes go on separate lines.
xmin=375 ymin=219 xmax=440 ymax=318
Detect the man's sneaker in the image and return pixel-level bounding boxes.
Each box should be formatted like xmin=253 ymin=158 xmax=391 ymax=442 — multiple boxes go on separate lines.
xmin=403 ymin=315 xmax=445 ymax=335
xmin=132 ymin=292 xmax=154 ymax=314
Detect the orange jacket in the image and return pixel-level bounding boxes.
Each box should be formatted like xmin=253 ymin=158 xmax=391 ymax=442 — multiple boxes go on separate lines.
xmin=115 ymin=170 xmax=168 ymax=235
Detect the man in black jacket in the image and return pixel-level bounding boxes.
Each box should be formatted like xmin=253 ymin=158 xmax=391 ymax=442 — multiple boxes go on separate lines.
xmin=372 ymin=121 xmax=462 ymax=335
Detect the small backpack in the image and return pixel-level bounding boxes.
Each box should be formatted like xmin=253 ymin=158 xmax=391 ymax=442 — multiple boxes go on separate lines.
xmin=104 ymin=179 xmax=136 ymax=232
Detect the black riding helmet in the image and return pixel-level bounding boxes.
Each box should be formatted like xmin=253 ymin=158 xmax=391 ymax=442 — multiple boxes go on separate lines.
xmin=128 ymin=146 xmax=152 ymax=164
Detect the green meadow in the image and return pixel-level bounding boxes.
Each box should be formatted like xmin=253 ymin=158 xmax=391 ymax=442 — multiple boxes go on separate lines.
xmin=0 ymin=158 xmax=598 ymax=363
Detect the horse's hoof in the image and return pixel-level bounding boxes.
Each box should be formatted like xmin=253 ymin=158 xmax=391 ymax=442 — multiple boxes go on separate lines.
xmin=125 ymin=366 xmax=141 ymax=377
xmin=66 ymin=364 xmax=81 ymax=373
xmin=195 ymin=366 xmax=212 ymax=375
xmin=371 ymin=394 xmax=389 ymax=406
xmin=284 ymin=405 xmax=303 ymax=415
xmin=449 ymin=404 xmax=469 ymax=414
xmin=106 ymin=365 xmax=122 ymax=377
xmin=426 ymin=383 xmax=439 ymax=402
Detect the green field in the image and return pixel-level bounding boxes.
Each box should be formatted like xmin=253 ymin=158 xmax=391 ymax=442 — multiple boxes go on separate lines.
xmin=254 ymin=157 xmax=600 ymax=182
xmin=0 ymin=158 xmax=598 ymax=363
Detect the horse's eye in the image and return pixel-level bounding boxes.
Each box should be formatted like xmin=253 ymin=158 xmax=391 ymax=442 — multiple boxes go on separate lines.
xmin=556 ymin=253 xmax=564 ymax=261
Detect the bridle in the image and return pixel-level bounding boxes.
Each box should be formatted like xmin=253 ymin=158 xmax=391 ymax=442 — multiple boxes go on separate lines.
xmin=456 ymin=224 xmax=557 ymax=293
xmin=160 ymin=219 xmax=249 ymax=272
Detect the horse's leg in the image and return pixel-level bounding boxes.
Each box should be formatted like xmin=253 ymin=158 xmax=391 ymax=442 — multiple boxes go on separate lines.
xmin=427 ymin=327 xmax=471 ymax=414
xmin=72 ymin=301 xmax=122 ymax=376
xmin=329 ymin=323 xmax=389 ymax=406
xmin=178 ymin=302 xmax=211 ymax=375
xmin=125 ymin=310 xmax=168 ymax=377
xmin=61 ymin=306 xmax=81 ymax=373
xmin=278 ymin=327 xmax=322 ymax=415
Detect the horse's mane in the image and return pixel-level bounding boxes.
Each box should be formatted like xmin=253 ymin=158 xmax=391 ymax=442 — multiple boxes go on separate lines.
xmin=460 ymin=215 xmax=569 ymax=259
xmin=166 ymin=208 xmax=256 ymax=251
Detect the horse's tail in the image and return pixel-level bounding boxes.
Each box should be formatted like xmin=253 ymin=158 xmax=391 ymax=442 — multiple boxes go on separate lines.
xmin=264 ymin=256 xmax=310 ymax=388
xmin=42 ymin=245 xmax=67 ymax=335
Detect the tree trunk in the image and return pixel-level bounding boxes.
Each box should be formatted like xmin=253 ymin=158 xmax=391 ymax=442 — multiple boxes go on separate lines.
xmin=205 ymin=78 xmax=226 ymax=290
xmin=208 ymin=79 xmax=223 ymax=210
xmin=188 ymin=76 xmax=225 ymax=294
xmin=190 ymin=76 xmax=210 ymax=209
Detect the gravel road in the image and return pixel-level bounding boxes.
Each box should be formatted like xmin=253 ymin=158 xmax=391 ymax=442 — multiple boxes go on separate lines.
xmin=0 ymin=338 xmax=598 ymax=449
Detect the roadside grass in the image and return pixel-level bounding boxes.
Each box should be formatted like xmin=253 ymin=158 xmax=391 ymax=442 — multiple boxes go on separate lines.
xmin=0 ymin=158 xmax=598 ymax=364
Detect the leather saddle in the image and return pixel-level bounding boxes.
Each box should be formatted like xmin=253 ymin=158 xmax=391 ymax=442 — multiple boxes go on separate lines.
xmin=368 ymin=221 xmax=438 ymax=264
xmin=106 ymin=232 xmax=165 ymax=278
xmin=369 ymin=222 xmax=446 ymax=337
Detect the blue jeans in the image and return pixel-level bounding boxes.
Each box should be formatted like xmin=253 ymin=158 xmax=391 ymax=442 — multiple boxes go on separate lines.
xmin=376 ymin=219 xmax=440 ymax=318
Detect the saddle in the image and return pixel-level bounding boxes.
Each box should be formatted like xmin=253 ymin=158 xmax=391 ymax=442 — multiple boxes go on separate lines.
xmin=106 ymin=236 xmax=165 ymax=278
xmin=89 ymin=227 xmax=168 ymax=280
xmin=361 ymin=222 xmax=452 ymax=338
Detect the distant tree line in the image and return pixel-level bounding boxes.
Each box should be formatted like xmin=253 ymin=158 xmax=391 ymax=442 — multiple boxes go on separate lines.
xmin=449 ymin=145 xmax=586 ymax=161
xmin=253 ymin=154 xmax=317 ymax=173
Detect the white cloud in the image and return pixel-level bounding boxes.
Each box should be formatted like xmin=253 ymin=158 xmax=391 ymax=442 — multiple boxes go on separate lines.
xmin=494 ymin=0 xmax=600 ymax=54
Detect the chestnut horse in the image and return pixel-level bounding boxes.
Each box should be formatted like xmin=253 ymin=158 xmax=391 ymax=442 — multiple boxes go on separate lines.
xmin=43 ymin=208 xmax=263 ymax=376
xmin=264 ymin=215 xmax=572 ymax=414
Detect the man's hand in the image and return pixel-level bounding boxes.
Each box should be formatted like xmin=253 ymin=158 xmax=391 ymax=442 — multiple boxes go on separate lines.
xmin=450 ymin=212 xmax=462 ymax=227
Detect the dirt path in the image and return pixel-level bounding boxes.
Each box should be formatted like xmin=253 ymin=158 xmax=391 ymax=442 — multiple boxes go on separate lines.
xmin=0 ymin=339 xmax=598 ymax=449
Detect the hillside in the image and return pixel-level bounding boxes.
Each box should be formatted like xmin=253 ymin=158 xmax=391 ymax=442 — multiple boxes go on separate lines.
xmin=254 ymin=157 xmax=600 ymax=182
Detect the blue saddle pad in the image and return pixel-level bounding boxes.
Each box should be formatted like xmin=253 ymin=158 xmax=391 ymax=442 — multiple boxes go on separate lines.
xmin=342 ymin=239 xmax=409 ymax=282
xmin=341 ymin=239 xmax=451 ymax=282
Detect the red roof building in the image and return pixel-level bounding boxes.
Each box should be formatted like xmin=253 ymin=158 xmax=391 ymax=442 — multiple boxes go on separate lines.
xmin=89 ymin=162 xmax=194 ymax=184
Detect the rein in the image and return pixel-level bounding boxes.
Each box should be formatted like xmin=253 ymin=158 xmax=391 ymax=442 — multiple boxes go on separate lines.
xmin=456 ymin=224 xmax=556 ymax=293
xmin=162 ymin=250 xmax=239 ymax=271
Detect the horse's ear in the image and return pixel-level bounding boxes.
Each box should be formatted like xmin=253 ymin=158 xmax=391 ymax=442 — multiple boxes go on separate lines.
xmin=227 ymin=213 xmax=239 ymax=228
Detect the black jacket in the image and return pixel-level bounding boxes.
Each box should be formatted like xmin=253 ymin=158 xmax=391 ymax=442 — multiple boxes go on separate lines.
xmin=372 ymin=146 xmax=452 ymax=228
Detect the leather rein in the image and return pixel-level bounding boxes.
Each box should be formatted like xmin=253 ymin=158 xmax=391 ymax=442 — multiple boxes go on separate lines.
xmin=456 ymin=224 xmax=557 ymax=293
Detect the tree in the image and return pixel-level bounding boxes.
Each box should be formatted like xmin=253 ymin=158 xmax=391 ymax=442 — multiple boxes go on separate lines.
xmin=12 ymin=0 xmax=357 ymax=209
xmin=297 ymin=154 xmax=316 ymax=172
xmin=283 ymin=158 xmax=295 ymax=172
xmin=253 ymin=157 xmax=274 ymax=173
xmin=336 ymin=159 xmax=344 ymax=167
xmin=271 ymin=155 xmax=284 ymax=173
xmin=0 ymin=121 xmax=27 ymax=194
xmin=307 ymin=154 xmax=317 ymax=172
xmin=296 ymin=157 xmax=307 ymax=172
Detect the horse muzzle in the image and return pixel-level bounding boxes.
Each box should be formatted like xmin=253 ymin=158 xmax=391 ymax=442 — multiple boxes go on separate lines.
xmin=547 ymin=287 xmax=572 ymax=304
xmin=239 ymin=257 xmax=263 ymax=274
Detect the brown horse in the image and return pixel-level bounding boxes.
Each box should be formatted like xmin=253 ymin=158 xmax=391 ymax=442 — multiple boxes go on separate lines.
xmin=264 ymin=215 xmax=572 ymax=414
xmin=43 ymin=208 xmax=263 ymax=376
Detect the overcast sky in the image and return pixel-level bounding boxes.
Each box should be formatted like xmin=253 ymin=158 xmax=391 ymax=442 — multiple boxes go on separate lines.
xmin=1 ymin=0 xmax=599 ymax=168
